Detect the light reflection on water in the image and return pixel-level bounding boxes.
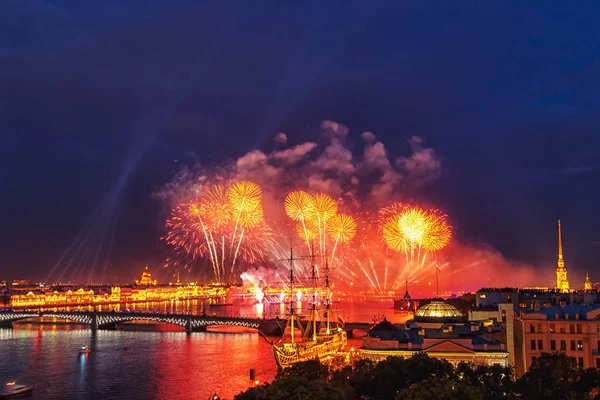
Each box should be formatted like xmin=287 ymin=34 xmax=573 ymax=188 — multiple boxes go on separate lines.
xmin=0 ymin=327 xmax=277 ymax=399
xmin=1 ymin=301 xmax=409 ymax=399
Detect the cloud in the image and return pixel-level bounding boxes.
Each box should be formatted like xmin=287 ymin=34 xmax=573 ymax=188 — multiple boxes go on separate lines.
xmin=273 ymin=132 xmax=287 ymax=144
xmin=362 ymin=140 xmax=404 ymax=202
xmin=312 ymin=138 xmax=355 ymax=175
xmin=321 ymin=120 xmax=349 ymax=138
xmin=236 ymin=149 xmax=280 ymax=180
xmin=307 ymin=174 xmax=343 ymax=197
xmin=361 ymin=131 xmax=376 ymax=143
xmin=236 ymin=149 xmax=268 ymax=169
xmin=160 ymin=121 xmax=442 ymax=208
xmin=396 ymin=136 xmax=441 ymax=185
xmin=270 ymin=142 xmax=317 ymax=164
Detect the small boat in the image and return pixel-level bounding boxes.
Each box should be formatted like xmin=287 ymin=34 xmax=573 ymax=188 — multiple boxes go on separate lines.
xmin=79 ymin=346 xmax=91 ymax=354
xmin=0 ymin=382 xmax=33 ymax=398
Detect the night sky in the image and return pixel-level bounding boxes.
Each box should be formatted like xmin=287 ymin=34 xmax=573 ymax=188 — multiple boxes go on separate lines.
xmin=1 ymin=1 xmax=599 ymax=284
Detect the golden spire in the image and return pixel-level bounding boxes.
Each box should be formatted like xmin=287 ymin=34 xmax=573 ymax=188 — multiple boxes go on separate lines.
xmin=557 ymin=219 xmax=564 ymax=268
xmin=556 ymin=219 xmax=570 ymax=292
xmin=584 ymin=272 xmax=593 ymax=291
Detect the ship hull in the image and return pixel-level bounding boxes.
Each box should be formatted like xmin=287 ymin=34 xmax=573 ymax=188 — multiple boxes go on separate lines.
xmin=272 ymin=331 xmax=347 ymax=369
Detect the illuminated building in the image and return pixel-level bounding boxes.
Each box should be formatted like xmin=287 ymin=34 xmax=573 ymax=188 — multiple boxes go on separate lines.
xmin=514 ymin=304 xmax=600 ymax=376
xmin=135 ymin=266 xmax=157 ymax=286
xmin=393 ymin=280 xmax=414 ymax=312
xmin=414 ymin=300 xmax=463 ymax=322
xmin=469 ymin=304 xmax=516 ymax=366
xmin=360 ymin=301 xmax=509 ymax=367
xmin=8 ymin=284 xmax=229 ymax=308
xmin=584 ymin=273 xmax=593 ymax=292
xmin=556 ymin=220 xmax=570 ymax=293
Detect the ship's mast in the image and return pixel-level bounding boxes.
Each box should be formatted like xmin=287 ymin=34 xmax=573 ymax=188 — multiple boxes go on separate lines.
xmin=311 ymin=243 xmax=317 ymax=341
xmin=325 ymin=250 xmax=331 ymax=334
xmin=288 ymin=244 xmax=296 ymax=344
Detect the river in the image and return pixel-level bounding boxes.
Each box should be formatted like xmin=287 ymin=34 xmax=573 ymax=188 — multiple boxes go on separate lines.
xmin=0 ymin=300 xmax=412 ymax=399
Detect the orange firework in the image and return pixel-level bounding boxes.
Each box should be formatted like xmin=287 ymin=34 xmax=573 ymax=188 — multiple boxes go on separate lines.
xmin=201 ymin=184 xmax=232 ymax=229
xmin=227 ymin=180 xmax=262 ymax=211
xmin=382 ymin=205 xmax=451 ymax=253
xmin=378 ymin=202 xmax=407 ymax=221
xmin=327 ymin=214 xmax=357 ymax=243
xmin=296 ymin=221 xmax=318 ymax=241
xmin=238 ymin=203 xmax=264 ymax=228
xmin=422 ymin=210 xmax=451 ymax=252
xmin=284 ymin=191 xmax=315 ymax=221
xmin=312 ymin=193 xmax=338 ymax=221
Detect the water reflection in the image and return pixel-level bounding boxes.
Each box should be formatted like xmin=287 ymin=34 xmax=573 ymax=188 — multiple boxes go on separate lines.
xmin=0 ymin=301 xmax=409 ymax=398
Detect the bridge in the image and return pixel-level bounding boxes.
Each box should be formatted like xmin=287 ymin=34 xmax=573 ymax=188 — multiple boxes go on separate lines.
xmin=0 ymin=310 xmax=285 ymax=335
xmin=0 ymin=310 xmax=375 ymax=337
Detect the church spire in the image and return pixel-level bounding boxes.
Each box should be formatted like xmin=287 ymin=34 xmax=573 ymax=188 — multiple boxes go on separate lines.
xmin=556 ymin=219 xmax=570 ymax=293
xmin=558 ymin=220 xmax=564 ymax=268
xmin=584 ymin=273 xmax=593 ymax=292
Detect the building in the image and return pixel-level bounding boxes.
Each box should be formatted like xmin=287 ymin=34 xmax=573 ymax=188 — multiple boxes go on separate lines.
xmin=135 ymin=266 xmax=157 ymax=286
xmin=469 ymin=303 xmax=516 ymax=366
xmin=360 ymin=300 xmax=509 ymax=367
xmin=393 ymin=280 xmax=415 ymax=312
xmin=585 ymin=273 xmax=593 ymax=292
xmin=556 ymin=220 xmax=570 ymax=293
xmin=514 ymin=304 xmax=600 ymax=376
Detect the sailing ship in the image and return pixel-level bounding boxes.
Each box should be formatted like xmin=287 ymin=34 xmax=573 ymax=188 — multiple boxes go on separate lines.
xmin=271 ymin=246 xmax=347 ymax=369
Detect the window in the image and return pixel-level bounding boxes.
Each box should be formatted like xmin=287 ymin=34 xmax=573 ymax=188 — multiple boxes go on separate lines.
xmin=570 ymin=324 xmax=575 ymax=333
xmin=598 ymin=340 xmax=600 ymax=351
xmin=597 ymin=326 xmax=600 ymax=334
xmin=577 ymin=340 xmax=583 ymax=351
xmin=537 ymin=323 xmax=542 ymax=333
xmin=551 ymin=340 xmax=556 ymax=351
xmin=578 ymin=357 xmax=584 ymax=368
xmin=549 ymin=323 xmax=555 ymax=333
xmin=560 ymin=326 xmax=565 ymax=333
xmin=538 ymin=340 xmax=544 ymax=351
xmin=596 ymin=358 xmax=600 ymax=369
xmin=530 ymin=324 xmax=535 ymax=333
xmin=561 ymin=340 xmax=567 ymax=351
xmin=577 ymin=324 xmax=582 ymax=334
xmin=531 ymin=339 xmax=537 ymax=350
xmin=571 ymin=340 xmax=576 ymax=351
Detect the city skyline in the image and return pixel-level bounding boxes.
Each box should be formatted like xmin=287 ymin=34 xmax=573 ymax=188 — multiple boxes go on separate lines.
xmin=2 ymin=2 xmax=600 ymax=283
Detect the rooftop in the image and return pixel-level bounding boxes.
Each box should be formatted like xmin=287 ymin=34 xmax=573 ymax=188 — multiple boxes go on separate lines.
xmin=415 ymin=300 xmax=463 ymax=322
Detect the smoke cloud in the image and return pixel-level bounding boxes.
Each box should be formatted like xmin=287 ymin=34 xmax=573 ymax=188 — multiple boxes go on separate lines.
xmin=156 ymin=120 xmax=535 ymax=293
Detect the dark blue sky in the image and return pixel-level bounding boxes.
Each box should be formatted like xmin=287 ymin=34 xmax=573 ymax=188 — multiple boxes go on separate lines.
xmin=1 ymin=1 xmax=599 ymax=283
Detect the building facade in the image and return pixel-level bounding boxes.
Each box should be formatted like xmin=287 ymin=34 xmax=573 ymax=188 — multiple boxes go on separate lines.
xmin=360 ymin=301 xmax=509 ymax=367
xmin=514 ymin=304 xmax=600 ymax=376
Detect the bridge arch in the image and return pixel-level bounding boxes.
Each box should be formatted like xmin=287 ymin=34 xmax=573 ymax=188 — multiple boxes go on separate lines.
xmin=0 ymin=312 xmax=39 ymax=326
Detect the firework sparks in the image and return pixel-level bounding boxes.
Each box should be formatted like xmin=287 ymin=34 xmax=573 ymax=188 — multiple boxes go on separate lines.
xmin=382 ymin=204 xmax=451 ymax=266
xmin=163 ymin=181 xmax=269 ymax=283
xmin=327 ymin=213 xmax=357 ymax=263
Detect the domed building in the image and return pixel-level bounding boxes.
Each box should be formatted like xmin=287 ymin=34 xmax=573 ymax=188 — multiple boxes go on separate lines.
xmin=414 ymin=300 xmax=463 ymax=324
xmin=135 ymin=266 xmax=157 ymax=286
xmin=360 ymin=308 xmax=508 ymax=367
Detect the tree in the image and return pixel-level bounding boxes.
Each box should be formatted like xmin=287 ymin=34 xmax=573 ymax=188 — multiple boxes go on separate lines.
xmin=455 ymin=362 xmax=515 ymax=399
xmin=395 ymin=377 xmax=484 ymax=400
xmin=276 ymin=359 xmax=329 ymax=381
xmin=515 ymin=352 xmax=578 ymax=400
xmin=234 ymin=377 xmax=352 ymax=400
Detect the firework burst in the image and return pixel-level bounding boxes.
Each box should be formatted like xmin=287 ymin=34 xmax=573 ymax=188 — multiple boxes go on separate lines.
xmin=382 ymin=204 xmax=451 ymax=270
xmin=163 ymin=180 xmax=269 ymax=283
